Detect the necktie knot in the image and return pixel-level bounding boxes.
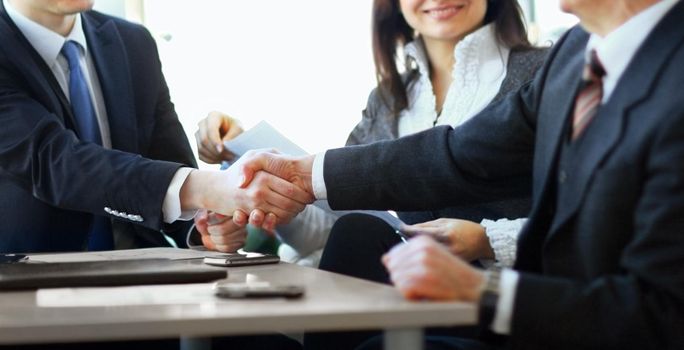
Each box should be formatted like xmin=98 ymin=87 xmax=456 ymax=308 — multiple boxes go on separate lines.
xmin=582 ymin=50 xmax=606 ymax=83
xmin=61 ymin=40 xmax=82 ymax=70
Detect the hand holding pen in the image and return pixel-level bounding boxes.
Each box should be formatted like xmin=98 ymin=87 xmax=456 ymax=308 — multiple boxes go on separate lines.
xmin=396 ymin=218 xmax=495 ymax=262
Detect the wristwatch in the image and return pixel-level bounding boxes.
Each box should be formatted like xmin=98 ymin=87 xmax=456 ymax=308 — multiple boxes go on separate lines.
xmin=478 ymin=268 xmax=501 ymax=328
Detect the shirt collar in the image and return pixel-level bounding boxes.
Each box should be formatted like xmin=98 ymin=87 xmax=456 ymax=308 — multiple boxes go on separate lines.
xmin=585 ymin=0 xmax=679 ymax=94
xmin=405 ymin=23 xmax=499 ymax=79
xmin=3 ymin=0 xmax=89 ymax=68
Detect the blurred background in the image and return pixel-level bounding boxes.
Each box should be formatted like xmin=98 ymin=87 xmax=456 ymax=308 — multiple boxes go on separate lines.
xmin=94 ymin=0 xmax=579 ymax=169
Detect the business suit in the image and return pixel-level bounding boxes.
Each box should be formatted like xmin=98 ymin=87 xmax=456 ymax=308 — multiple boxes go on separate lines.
xmin=0 ymin=5 xmax=196 ymax=253
xmin=321 ymin=2 xmax=684 ymax=349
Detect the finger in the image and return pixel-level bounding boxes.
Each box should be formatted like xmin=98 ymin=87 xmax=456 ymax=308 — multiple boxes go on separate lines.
xmin=220 ymin=149 xmax=238 ymax=162
xmin=265 ymin=173 xmax=314 ymax=204
xmin=201 ymin=233 xmax=217 ymax=251
xmin=233 ymin=210 xmax=248 ymax=226
xmin=221 ymin=117 xmax=243 ymax=141
xmin=196 ymin=118 xmax=217 ymax=157
xmin=261 ymin=212 xmax=278 ymax=232
xmin=206 ymin=113 xmax=225 ymax=154
xmin=236 ymin=150 xmax=280 ymax=188
xmin=207 ymin=212 xmax=230 ymax=225
xmin=198 ymin=147 xmax=222 ymax=164
xmin=248 ymin=209 xmax=266 ymax=227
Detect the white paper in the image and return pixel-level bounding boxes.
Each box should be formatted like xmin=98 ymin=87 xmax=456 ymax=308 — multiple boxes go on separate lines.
xmin=223 ymin=120 xmax=406 ymax=230
xmin=223 ymin=120 xmax=307 ymax=157
xmin=36 ymin=283 xmax=216 ymax=307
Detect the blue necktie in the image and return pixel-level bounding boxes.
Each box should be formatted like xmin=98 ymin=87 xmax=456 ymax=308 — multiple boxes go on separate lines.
xmin=61 ymin=40 xmax=114 ymax=251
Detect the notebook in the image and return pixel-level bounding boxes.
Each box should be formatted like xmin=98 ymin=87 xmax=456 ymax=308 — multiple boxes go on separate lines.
xmin=0 ymin=258 xmax=226 ymax=290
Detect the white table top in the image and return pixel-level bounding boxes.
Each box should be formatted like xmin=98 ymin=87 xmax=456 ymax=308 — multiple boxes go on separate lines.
xmin=0 ymin=248 xmax=476 ymax=345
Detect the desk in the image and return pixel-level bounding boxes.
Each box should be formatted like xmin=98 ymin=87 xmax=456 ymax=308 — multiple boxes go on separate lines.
xmin=0 ymin=249 xmax=476 ymax=350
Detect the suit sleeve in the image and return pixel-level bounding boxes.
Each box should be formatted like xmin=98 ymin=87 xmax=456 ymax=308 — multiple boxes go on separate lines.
xmin=323 ymin=71 xmax=541 ymax=212
xmin=0 ymin=63 xmax=184 ymax=233
xmin=133 ymin=28 xmax=198 ymax=243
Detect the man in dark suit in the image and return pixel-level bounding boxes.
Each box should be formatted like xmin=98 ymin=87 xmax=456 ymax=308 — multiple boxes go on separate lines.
xmin=0 ymin=0 xmax=311 ymax=254
xmin=234 ymin=0 xmax=684 ymax=348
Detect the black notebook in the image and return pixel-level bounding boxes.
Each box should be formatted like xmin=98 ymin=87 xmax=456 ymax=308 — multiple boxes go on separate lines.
xmin=0 ymin=259 xmax=227 ymax=290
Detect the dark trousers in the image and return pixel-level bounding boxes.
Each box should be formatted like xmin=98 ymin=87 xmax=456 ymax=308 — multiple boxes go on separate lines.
xmin=303 ymin=213 xmax=494 ymax=350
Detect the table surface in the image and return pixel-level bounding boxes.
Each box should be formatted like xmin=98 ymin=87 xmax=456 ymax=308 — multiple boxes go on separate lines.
xmin=0 ymin=248 xmax=476 ymax=345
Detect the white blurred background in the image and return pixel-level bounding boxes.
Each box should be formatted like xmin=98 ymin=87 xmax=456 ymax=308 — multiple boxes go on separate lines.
xmin=93 ymin=0 xmax=578 ymax=169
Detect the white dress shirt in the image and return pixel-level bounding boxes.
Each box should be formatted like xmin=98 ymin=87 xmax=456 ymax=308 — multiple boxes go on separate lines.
xmin=313 ymin=0 xmax=680 ymax=335
xmin=4 ymin=0 xmax=193 ymax=224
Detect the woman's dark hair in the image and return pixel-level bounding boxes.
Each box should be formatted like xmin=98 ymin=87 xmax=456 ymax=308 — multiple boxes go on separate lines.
xmin=372 ymin=0 xmax=533 ymax=114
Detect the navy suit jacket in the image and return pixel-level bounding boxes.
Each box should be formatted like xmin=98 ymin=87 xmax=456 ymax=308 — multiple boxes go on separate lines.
xmin=323 ymin=2 xmax=684 ymax=349
xmin=0 ymin=6 xmax=197 ymax=253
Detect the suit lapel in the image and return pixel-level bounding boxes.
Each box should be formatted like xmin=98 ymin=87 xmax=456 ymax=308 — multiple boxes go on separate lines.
xmin=0 ymin=2 xmax=76 ymax=130
xmin=82 ymin=13 xmax=138 ymax=153
xmin=548 ymin=1 xmax=684 ymax=236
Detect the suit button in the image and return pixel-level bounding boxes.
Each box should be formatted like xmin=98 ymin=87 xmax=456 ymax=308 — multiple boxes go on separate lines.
xmin=558 ymin=170 xmax=567 ymax=184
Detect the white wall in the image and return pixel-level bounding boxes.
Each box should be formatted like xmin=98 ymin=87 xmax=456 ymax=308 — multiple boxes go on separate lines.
xmin=141 ymin=1 xmax=376 ymax=168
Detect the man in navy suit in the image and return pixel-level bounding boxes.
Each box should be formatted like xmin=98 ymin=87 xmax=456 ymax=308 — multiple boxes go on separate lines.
xmin=0 ymin=0 xmax=312 ymax=254
xmin=234 ymin=0 xmax=684 ymax=348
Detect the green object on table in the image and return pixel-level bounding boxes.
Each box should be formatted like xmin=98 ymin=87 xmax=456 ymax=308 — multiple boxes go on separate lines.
xmin=243 ymin=225 xmax=280 ymax=255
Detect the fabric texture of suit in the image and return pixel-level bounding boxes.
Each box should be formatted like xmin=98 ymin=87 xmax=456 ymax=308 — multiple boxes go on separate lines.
xmin=0 ymin=5 xmax=197 ymax=253
xmin=322 ymin=2 xmax=684 ymax=349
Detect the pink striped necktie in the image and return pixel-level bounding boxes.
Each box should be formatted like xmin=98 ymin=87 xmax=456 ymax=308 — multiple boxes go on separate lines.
xmin=571 ymin=50 xmax=606 ymax=140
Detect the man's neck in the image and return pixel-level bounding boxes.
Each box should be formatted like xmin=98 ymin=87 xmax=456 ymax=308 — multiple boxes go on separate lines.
xmin=8 ymin=0 xmax=75 ymax=36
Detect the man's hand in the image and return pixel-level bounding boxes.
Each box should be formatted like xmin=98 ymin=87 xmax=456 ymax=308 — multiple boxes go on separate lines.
xmin=231 ymin=149 xmax=316 ymax=230
xmin=382 ymin=236 xmax=485 ymax=302
xmin=400 ymin=218 xmax=495 ymax=261
xmin=194 ymin=210 xmax=246 ymax=252
xmin=195 ymin=111 xmax=244 ymax=164
xmin=179 ymin=152 xmax=315 ymax=225
xmin=237 ymin=149 xmax=316 ymax=195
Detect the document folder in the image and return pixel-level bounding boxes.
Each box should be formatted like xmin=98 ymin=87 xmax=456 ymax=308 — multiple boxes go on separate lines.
xmin=0 ymin=259 xmax=226 ymax=290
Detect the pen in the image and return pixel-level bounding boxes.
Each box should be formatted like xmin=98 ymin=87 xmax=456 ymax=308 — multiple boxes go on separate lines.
xmin=394 ymin=229 xmax=410 ymax=243
xmin=394 ymin=229 xmax=451 ymax=245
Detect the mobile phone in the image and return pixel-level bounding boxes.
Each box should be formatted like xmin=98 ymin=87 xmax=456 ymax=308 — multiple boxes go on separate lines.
xmin=213 ymin=282 xmax=304 ymax=299
xmin=203 ymin=252 xmax=280 ymax=267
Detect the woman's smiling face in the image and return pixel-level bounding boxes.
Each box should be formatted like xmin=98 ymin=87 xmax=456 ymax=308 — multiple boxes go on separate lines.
xmin=399 ymin=0 xmax=488 ymax=43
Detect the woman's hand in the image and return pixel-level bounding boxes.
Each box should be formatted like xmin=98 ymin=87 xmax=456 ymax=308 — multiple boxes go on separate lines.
xmin=400 ymin=218 xmax=494 ymax=262
xmin=195 ymin=111 xmax=244 ymax=164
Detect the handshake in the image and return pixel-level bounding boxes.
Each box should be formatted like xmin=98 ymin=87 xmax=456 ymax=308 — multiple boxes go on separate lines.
xmin=179 ymin=148 xmax=317 ymax=252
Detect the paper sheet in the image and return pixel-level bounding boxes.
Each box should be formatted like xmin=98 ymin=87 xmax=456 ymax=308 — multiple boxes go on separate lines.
xmin=36 ymin=283 xmax=216 ymax=307
xmin=222 ymin=121 xmax=406 ymax=230
xmin=223 ymin=120 xmax=308 ymax=157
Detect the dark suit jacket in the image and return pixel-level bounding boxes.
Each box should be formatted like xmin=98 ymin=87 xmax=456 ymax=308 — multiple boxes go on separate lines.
xmin=346 ymin=48 xmax=547 ymax=225
xmin=322 ymin=2 xmax=684 ymax=349
xmin=0 ymin=6 xmax=197 ymax=253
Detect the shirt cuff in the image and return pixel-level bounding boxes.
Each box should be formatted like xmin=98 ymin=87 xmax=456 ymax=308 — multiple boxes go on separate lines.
xmin=479 ymin=218 xmax=526 ymax=269
xmin=312 ymin=151 xmax=328 ymax=200
xmin=491 ymin=268 xmax=518 ymax=335
xmin=162 ymin=167 xmax=198 ymax=224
